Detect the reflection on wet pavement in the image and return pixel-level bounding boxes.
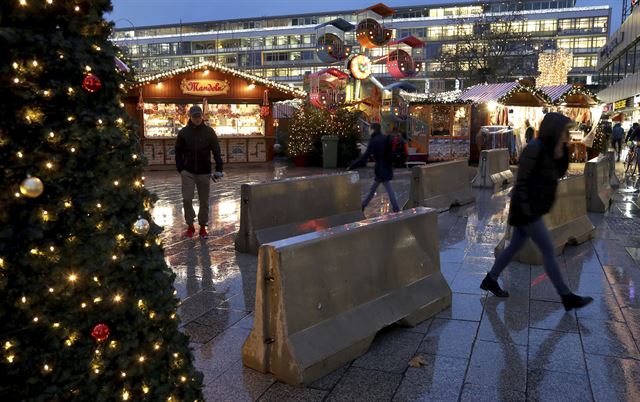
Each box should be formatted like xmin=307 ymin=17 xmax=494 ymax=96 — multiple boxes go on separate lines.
xmin=146 ymin=161 xmax=640 ymax=401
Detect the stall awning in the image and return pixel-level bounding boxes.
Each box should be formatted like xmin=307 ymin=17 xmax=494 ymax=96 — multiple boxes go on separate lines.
xmin=540 ymin=85 xmax=573 ymax=102
xmin=460 ymin=82 xmax=550 ymax=107
xmin=133 ymin=61 xmax=307 ymax=99
xmin=459 ymin=83 xmax=519 ymax=103
xmin=540 ymin=85 xmax=599 ymax=107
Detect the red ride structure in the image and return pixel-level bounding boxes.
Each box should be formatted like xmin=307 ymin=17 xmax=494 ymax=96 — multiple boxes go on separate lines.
xmin=308 ymin=68 xmax=349 ymax=112
xmin=355 ymin=3 xmax=394 ymax=48
xmin=385 ymin=36 xmax=424 ymax=78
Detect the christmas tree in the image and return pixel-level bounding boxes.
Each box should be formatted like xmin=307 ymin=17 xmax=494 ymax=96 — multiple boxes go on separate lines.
xmin=0 ymin=1 xmax=202 ymax=400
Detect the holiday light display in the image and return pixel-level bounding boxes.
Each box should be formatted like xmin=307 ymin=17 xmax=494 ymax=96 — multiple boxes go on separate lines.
xmin=1 ymin=0 xmax=202 ymax=400
xmin=537 ymin=49 xmax=573 ymax=87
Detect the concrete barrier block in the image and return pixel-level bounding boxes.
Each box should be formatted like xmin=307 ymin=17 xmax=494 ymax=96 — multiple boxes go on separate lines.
xmin=606 ymin=149 xmax=620 ymax=188
xmin=472 ymin=149 xmax=514 ymax=192
xmin=242 ymin=208 xmax=451 ymax=385
xmin=403 ymin=160 xmax=475 ymax=212
xmin=235 ymin=172 xmax=365 ymax=254
xmin=494 ymin=175 xmax=595 ymax=265
xmin=585 ymin=156 xmax=613 ymax=213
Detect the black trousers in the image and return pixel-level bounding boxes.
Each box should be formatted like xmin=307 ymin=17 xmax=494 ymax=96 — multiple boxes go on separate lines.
xmin=612 ymin=137 xmax=623 ymax=161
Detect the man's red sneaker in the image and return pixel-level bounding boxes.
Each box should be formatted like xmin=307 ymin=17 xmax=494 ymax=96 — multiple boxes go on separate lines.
xmin=183 ymin=225 xmax=195 ymax=238
xmin=199 ymin=226 xmax=208 ymax=238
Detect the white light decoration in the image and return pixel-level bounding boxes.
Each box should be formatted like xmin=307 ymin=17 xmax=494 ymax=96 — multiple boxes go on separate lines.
xmin=537 ymin=49 xmax=573 ymax=87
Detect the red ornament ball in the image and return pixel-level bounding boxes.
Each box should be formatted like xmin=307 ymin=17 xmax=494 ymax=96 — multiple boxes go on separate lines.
xmin=91 ymin=323 xmax=110 ymax=342
xmin=82 ymin=74 xmax=102 ymax=93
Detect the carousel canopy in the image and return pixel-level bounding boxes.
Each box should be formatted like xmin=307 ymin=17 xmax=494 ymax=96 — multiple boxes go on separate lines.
xmin=315 ymin=18 xmax=355 ymax=31
xmin=360 ymin=2 xmax=396 ymax=17
xmin=384 ymin=81 xmax=417 ymax=92
xmin=132 ymin=60 xmax=307 ymax=99
xmin=460 ymin=82 xmax=550 ymax=107
xmin=540 ymin=85 xmax=599 ymax=107
xmin=388 ymin=35 xmax=424 ymax=48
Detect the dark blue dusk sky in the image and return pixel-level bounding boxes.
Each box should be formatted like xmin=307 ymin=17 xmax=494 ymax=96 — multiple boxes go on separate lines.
xmin=108 ymin=0 xmax=621 ymax=34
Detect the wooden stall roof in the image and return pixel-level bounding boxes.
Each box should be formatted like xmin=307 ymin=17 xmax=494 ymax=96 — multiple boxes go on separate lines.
xmin=460 ymin=82 xmax=551 ymax=107
xmin=131 ymin=61 xmax=306 ymax=100
xmin=540 ymin=85 xmax=600 ymax=107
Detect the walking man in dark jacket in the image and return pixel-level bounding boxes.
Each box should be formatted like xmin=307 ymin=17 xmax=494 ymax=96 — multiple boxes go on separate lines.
xmin=480 ymin=112 xmax=593 ymax=311
xmin=348 ymin=123 xmax=400 ymax=213
xmin=175 ymin=105 xmax=224 ymax=238
xmin=611 ymin=122 xmax=625 ymax=161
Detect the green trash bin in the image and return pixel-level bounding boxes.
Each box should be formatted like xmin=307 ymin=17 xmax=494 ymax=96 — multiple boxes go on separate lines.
xmin=321 ymin=135 xmax=339 ymax=169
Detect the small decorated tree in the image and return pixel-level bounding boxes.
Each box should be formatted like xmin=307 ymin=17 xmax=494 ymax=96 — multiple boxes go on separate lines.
xmin=287 ymin=102 xmax=361 ymax=167
xmin=0 ymin=1 xmax=202 ymax=400
xmin=591 ymin=120 xmax=611 ymax=156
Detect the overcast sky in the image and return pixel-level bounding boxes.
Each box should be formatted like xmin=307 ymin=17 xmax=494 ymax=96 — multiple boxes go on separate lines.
xmin=108 ymin=0 xmax=622 ymax=34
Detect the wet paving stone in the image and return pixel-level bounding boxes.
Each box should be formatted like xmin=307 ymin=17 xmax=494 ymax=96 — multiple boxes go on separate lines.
xmin=141 ymin=164 xmax=640 ymax=401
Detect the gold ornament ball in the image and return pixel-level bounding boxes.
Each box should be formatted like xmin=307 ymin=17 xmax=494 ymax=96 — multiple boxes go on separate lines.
xmin=132 ymin=218 xmax=150 ymax=236
xmin=20 ymin=176 xmax=44 ymax=198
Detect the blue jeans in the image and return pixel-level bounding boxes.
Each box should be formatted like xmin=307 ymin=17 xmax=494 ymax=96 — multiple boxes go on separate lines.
xmin=489 ymin=218 xmax=570 ymax=295
xmin=362 ymin=180 xmax=400 ymax=212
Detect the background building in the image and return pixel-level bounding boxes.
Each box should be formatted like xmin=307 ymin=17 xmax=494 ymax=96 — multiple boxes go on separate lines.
xmin=112 ymin=0 xmax=610 ymax=91
xmin=597 ymin=3 xmax=640 ymax=120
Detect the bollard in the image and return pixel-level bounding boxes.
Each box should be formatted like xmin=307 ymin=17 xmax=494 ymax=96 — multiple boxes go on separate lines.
xmin=585 ymin=155 xmax=613 ymax=213
xmin=471 ymin=149 xmax=514 ymax=192
xmin=403 ymin=160 xmax=474 ymax=211
xmin=242 ymin=208 xmax=451 ymax=385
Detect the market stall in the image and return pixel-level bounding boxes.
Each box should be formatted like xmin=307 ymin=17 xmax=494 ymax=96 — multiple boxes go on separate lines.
xmin=125 ymin=61 xmax=306 ymax=169
xmin=405 ymin=91 xmax=472 ymax=162
xmin=541 ymin=85 xmax=601 ymax=162
xmin=460 ymin=82 xmax=550 ymax=163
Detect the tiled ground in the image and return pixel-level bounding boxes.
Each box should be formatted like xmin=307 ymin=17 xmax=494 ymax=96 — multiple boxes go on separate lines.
xmin=145 ymin=160 xmax=640 ymax=402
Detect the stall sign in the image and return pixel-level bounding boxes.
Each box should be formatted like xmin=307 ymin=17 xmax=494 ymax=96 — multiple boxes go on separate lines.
xmin=180 ymin=79 xmax=230 ymax=96
xmin=634 ymin=94 xmax=640 ymax=107
xmin=614 ymin=97 xmax=633 ymax=110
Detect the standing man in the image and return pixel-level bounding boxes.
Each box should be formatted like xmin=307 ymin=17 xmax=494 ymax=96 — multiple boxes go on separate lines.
xmin=611 ymin=122 xmax=625 ymax=161
xmin=348 ymin=123 xmax=400 ymax=213
xmin=175 ymin=105 xmax=224 ymax=238
xmin=524 ymin=119 xmax=534 ymax=144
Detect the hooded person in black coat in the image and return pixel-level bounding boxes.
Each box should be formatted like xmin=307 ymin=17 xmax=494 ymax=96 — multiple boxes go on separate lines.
xmin=480 ymin=112 xmax=593 ymax=311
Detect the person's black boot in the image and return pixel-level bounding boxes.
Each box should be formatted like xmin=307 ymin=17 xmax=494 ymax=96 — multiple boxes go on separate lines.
xmin=480 ymin=274 xmax=510 ymax=297
xmin=561 ymin=293 xmax=593 ymax=311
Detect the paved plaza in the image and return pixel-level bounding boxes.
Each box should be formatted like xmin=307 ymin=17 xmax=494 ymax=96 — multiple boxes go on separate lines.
xmin=146 ymin=162 xmax=640 ymax=402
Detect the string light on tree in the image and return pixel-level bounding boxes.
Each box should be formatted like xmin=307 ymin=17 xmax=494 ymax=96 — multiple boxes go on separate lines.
xmin=2 ymin=1 xmax=204 ymax=399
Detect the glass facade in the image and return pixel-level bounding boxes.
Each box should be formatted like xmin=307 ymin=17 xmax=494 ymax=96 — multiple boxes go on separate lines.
xmin=598 ymin=40 xmax=640 ymax=86
xmin=112 ymin=0 xmax=608 ymax=88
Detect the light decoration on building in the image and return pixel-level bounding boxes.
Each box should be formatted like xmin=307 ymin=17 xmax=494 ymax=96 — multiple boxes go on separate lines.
xmin=401 ymin=90 xmax=469 ymax=105
xmin=537 ymin=49 xmax=573 ymax=87
xmin=134 ymin=61 xmax=307 ymax=98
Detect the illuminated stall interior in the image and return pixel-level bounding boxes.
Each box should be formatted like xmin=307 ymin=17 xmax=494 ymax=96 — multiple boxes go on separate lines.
xmin=405 ymin=91 xmax=472 ymax=162
xmin=125 ymin=61 xmax=305 ymax=169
